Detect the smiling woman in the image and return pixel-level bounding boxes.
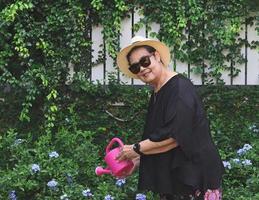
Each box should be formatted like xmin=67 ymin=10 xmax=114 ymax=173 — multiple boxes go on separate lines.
xmin=116 ymin=36 xmax=171 ymax=80
xmin=116 ymin=36 xmax=224 ymax=200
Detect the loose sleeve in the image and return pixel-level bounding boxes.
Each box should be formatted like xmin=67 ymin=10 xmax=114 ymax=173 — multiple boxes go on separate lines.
xmin=149 ymin=97 xmax=196 ymax=159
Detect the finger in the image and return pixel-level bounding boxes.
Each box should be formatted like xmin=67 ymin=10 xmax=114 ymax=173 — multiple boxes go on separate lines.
xmin=117 ymin=154 xmax=126 ymax=161
xmin=116 ymin=150 xmax=126 ymax=159
xmin=116 ymin=155 xmax=123 ymax=161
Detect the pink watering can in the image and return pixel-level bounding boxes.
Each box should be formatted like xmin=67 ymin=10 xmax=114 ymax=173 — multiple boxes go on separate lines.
xmin=95 ymin=138 xmax=134 ymax=177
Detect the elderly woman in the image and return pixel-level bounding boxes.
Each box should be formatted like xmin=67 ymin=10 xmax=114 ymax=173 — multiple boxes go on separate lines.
xmin=116 ymin=36 xmax=224 ymax=200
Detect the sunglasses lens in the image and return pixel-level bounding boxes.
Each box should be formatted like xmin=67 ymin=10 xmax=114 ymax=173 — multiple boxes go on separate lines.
xmin=129 ymin=64 xmax=140 ymax=74
xmin=140 ymin=56 xmax=151 ymax=68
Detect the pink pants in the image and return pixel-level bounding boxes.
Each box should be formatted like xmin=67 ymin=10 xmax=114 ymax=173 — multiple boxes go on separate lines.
xmin=160 ymin=188 xmax=222 ymax=200
xmin=203 ymin=189 xmax=222 ymax=200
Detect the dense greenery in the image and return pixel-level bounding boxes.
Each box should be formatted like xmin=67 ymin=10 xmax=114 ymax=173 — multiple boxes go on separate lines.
xmin=0 ymin=0 xmax=258 ymax=131
xmin=1 ymin=80 xmax=259 ymax=199
xmin=0 ymin=0 xmax=259 ymax=199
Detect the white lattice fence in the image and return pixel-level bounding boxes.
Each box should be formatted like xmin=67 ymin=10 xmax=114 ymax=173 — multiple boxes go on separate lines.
xmin=90 ymin=11 xmax=259 ymax=85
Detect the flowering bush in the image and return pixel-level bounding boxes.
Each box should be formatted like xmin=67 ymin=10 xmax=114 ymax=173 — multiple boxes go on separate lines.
xmin=1 ymin=83 xmax=259 ymax=199
xmin=1 ymin=125 xmax=258 ymax=199
xmin=0 ymin=128 xmax=145 ymax=199
xmin=221 ymin=137 xmax=259 ymax=199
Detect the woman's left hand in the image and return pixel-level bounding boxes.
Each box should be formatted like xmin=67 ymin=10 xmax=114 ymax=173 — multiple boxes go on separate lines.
xmin=116 ymin=145 xmax=139 ymax=161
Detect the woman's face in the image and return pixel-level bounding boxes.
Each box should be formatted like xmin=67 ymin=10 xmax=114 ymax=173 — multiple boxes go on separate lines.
xmin=128 ymin=47 xmax=162 ymax=84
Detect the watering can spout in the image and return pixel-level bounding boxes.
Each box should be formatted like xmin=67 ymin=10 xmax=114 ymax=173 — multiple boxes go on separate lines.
xmin=95 ymin=166 xmax=111 ymax=176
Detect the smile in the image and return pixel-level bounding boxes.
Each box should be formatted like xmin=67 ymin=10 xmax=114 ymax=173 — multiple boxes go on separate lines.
xmin=140 ymin=71 xmax=151 ymax=77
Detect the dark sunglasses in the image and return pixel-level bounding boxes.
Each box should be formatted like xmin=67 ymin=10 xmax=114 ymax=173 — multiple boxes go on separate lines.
xmin=128 ymin=54 xmax=154 ymax=74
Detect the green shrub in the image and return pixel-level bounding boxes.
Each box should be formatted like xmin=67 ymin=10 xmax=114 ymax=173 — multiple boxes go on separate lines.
xmin=1 ymin=84 xmax=259 ymax=199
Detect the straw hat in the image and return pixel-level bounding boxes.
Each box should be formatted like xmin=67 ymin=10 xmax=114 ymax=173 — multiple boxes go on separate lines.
xmin=116 ymin=36 xmax=171 ymax=79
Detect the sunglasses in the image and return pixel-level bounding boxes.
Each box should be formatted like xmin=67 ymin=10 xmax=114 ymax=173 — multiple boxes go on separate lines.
xmin=128 ymin=54 xmax=154 ymax=74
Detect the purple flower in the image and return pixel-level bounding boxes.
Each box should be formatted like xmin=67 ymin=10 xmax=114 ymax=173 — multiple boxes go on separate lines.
xmin=249 ymin=124 xmax=259 ymax=133
xmin=47 ymin=179 xmax=58 ymax=190
xmin=222 ymin=161 xmax=231 ymax=169
xmin=49 ymin=151 xmax=59 ymax=158
xmin=243 ymin=144 xmax=252 ymax=151
xmin=136 ymin=193 xmax=146 ymax=200
xmin=8 ymin=190 xmax=17 ymax=200
xmin=82 ymin=189 xmax=93 ymax=197
xmin=242 ymin=159 xmax=252 ymax=166
xmin=104 ymin=195 xmax=114 ymax=200
xmin=60 ymin=194 xmax=69 ymax=200
xmin=14 ymin=139 xmax=24 ymax=146
xmin=115 ymin=178 xmax=126 ymax=187
xmin=237 ymin=148 xmax=245 ymax=155
xmin=232 ymin=158 xmax=240 ymax=164
xmin=237 ymin=144 xmax=252 ymax=156
xmin=31 ymin=164 xmax=40 ymax=173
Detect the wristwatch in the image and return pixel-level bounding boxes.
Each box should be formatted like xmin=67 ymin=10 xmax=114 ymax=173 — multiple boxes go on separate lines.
xmin=133 ymin=143 xmax=144 ymax=156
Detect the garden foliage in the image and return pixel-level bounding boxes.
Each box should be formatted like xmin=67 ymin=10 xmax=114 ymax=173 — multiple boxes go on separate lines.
xmin=1 ymin=80 xmax=259 ymax=199
xmin=0 ymin=0 xmax=259 ymax=199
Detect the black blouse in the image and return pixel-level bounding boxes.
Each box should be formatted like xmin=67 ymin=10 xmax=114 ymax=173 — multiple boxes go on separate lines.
xmin=138 ymin=74 xmax=224 ymax=195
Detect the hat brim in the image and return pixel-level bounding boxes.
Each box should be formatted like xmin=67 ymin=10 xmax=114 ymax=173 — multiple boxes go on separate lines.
xmin=116 ymin=40 xmax=171 ymax=79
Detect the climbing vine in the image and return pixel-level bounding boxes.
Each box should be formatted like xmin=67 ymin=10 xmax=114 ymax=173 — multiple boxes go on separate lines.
xmin=90 ymin=0 xmax=258 ymax=84
xmin=0 ymin=0 xmax=92 ymax=132
xmin=0 ymin=0 xmax=258 ymax=132
xmin=133 ymin=0 xmax=256 ymax=84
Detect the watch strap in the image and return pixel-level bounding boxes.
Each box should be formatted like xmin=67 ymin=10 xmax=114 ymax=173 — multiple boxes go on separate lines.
xmin=133 ymin=143 xmax=144 ymax=156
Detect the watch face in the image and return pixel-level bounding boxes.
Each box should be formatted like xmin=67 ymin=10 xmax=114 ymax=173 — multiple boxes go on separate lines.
xmin=133 ymin=143 xmax=142 ymax=155
xmin=133 ymin=143 xmax=139 ymax=150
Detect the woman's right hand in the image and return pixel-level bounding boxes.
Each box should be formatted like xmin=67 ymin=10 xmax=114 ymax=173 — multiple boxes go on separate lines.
xmin=118 ymin=156 xmax=140 ymax=178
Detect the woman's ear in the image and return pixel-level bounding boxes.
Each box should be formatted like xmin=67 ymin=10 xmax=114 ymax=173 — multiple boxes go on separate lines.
xmin=154 ymin=51 xmax=162 ymax=63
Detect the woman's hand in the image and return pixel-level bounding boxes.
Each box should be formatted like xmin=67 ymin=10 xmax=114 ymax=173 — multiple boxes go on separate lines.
xmin=117 ymin=156 xmax=140 ymax=178
xmin=116 ymin=144 xmax=139 ymax=161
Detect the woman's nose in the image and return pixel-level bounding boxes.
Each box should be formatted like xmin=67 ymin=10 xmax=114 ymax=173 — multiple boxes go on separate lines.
xmin=139 ymin=66 xmax=146 ymax=72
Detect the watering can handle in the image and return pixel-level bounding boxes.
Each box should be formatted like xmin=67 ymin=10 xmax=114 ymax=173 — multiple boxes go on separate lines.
xmin=106 ymin=137 xmax=124 ymax=154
